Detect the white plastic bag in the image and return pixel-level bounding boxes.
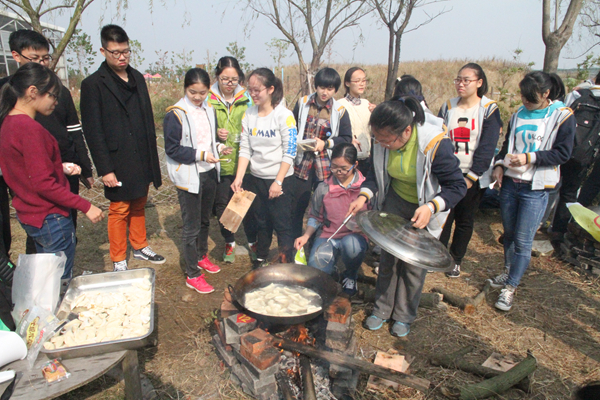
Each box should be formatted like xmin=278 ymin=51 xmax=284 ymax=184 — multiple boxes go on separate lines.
xmin=11 ymin=252 xmax=66 ymax=326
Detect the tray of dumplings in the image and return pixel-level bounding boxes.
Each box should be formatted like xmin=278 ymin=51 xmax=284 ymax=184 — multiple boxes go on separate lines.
xmin=41 ymin=268 xmax=155 ymax=359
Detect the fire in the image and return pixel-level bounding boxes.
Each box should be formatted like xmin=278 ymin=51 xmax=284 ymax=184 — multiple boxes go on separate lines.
xmin=286 ymin=324 xmax=315 ymax=346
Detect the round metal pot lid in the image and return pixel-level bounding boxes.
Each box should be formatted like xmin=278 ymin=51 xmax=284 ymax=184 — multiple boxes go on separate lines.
xmin=355 ymin=210 xmax=453 ymax=272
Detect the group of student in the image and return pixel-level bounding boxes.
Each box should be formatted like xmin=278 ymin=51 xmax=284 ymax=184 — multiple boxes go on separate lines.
xmin=0 ymin=23 xmax=592 ymax=338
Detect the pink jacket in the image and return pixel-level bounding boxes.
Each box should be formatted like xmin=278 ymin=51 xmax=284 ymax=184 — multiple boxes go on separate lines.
xmin=308 ymin=171 xmax=368 ymax=239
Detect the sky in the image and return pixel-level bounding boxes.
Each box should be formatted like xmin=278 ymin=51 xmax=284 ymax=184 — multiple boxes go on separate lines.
xmin=43 ymin=0 xmax=594 ymax=73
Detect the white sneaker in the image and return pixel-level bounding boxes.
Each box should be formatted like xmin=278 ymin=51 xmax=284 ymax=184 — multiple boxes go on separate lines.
xmin=113 ymin=260 xmax=128 ymax=271
xmin=495 ymin=285 xmax=516 ymax=311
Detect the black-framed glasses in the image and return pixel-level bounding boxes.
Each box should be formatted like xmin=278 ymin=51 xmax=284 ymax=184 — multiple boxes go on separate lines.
xmin=18 ymin=52 xmax=52 ymax=63
xmin=103 ymin=48 xmax=132 ymax=59
xmin=219 ymin=76 xmax=239 ymax=85
xmin=331 ymin=164 xmax=355 ymax=174
xmin=47 ymin=91 xmax=59 ymax=100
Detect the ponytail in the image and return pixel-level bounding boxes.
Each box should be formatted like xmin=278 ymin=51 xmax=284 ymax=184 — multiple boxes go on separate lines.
xmin=370 ymin=95 xmax=425 ymax=137
xmin=548 ymin=73 xmax=565 ymax=101
xmin=0 ymin=82 xmax=18 ymax=127
xmin=520 ymin=71 xmax=565 ymax=104
xmin=393 ymin=75 xmax=425 ymax=102
xmin=248 ymin=68 xmax=284 ymax=107
xmin=0 ymin=63 xmax=60 ymax=128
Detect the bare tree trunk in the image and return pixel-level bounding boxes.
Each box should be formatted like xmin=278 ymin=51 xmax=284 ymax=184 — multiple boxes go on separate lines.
xmin=384 ymin=28 xmax=396 ymax=100
xmin=541 ymin=0 xmax=584 ymax=73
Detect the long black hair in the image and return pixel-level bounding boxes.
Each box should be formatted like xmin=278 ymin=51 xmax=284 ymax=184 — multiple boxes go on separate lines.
xmin=459 ymin=62 xmax=488 ymax=98
xmin=370 ymin=95 xmax=425 ymax=137
xmin=184 ymin=68 xmax=210 ymax=89
xmin=215 ymin=56 xmax=245 ymax=84
xmin=0 ymin=62 xmax=60 ymax=127
xmin=331 ymin=142 xmax=358 ymax=164
xmin=247 ymin=68 xmax=284 ymax=107
xmin=520 ymin=71 xmax=565 ymax=104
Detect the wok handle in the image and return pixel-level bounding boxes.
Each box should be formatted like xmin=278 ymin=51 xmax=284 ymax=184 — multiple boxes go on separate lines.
xmin=227 ymin=284 xmax=239 ymax=304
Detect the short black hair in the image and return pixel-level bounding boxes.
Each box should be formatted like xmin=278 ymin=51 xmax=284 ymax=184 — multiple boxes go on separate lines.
xmin=595 ymin=70 xmax=600 ymax=85
xmin=331 ymin=142 xmax=358 ymax=164
xmin=100 ymin=25 xmax=129 ymax=48
xmin=314 ymin=67 xmax=341 ymax=91
xmin=8 ymin=29 xmax=49 ymax=53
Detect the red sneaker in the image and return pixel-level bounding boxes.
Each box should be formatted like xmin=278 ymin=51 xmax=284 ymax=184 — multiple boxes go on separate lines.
xmin=186 ymin=274 xmax=214 ymax=294
xmin=198 ymin=255 xmax=221 ymax=274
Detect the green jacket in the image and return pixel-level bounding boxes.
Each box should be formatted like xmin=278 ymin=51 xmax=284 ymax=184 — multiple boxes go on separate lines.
xmin=208 ymin=83 xmax=252 ymax=176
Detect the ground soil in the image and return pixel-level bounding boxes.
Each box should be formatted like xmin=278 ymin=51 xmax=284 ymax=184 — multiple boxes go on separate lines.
xmin=9 ymin=204 xmax=600 ymax=400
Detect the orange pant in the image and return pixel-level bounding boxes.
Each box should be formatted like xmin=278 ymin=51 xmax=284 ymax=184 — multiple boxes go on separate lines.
xmin=108 ymin=196 xmax=148 ymax=262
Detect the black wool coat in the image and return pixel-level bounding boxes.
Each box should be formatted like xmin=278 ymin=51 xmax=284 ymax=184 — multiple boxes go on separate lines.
xmin=80 ymin=62 xmax=162 ymax=202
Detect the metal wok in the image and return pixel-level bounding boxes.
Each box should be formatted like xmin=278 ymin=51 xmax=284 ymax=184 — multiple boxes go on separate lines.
xmin=230 ymin=263 xmax=340 ymax=325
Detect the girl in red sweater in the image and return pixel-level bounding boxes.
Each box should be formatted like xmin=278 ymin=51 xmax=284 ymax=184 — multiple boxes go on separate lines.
xmin=0 ymin=63 xmax=104 ymax=281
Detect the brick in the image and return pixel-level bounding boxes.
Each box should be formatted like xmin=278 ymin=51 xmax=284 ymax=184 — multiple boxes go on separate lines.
xmin=329 ymin=363 xmax=353 ymax=380
xmin=226 ymin=313 xmax=258 ymax=335
xmin=326 ymin=328 xmax=354 ymax=352
xmin=326 ymin=316 xmax=353 ymax=343
xmin=231 ymin=362 xmax=277 ymax=394
xmin=215 ymin=321 xmax=232 ymax=350
xmin=221 ymin=299 xmax=239 ymax=318
xmin=233 ymin=346 xmax=280 ymax=380
xmin=325 ymin=296 xmax=351 ymax=324
xmin=224 ymin=319 xmax=241 ymax=345
xmin=240 ymin=328 xmax=274 ymax=355
xmin=212 ymin=334 xmax=238 ymax=368
xmin=240 ymin=345 xmax=281 ymax=371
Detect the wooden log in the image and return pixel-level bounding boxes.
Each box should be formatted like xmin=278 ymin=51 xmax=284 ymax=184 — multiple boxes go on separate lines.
xmin=432 ymin=282 xmax=490 ymax=315
xmin=418 ymin=293 xmax=442 ymax=309
xmin=430 ymin=347 xmax=531 ymax=393
xmin=457 ymin=352 xmax=537 ymax=400
xmin=432 ymin=287 xmax=473 ymax=314
xmin=219 ymin=191 xmax=256 ymax=233
xmin=274 ymin=338 xmax=430 ymax=393
xmin=276 ymin=372 xmax=296 ymax=400
xmin=471 ymin=281 xmax=491 ymax=308
xmin=300 ymin=355 xmax=317 ymax=400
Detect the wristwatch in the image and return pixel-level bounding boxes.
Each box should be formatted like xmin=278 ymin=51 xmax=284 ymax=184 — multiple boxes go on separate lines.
xmin=426 ymin=202 xmax=436 ymax=215
xmin=275 ymin=179 xmax=283 ymax=186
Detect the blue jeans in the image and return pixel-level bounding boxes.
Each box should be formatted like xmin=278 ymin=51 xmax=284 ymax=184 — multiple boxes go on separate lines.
xmin=308 ymin=233 xmax=367 ymax=280
xmin=20 ymin=214 xmax=76 ymax=279
xmin=500 ymin=178 xmax=548 ymax=288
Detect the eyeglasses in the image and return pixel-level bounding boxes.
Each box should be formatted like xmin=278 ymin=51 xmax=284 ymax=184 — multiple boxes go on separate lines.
xmin=373 ymin=135 xmax=402 ymax=148
xmin=18 ymin=52 xmax=52 ymax=64
xmin=219 ymin=77 xmax=239 ymax=85
xmin=331 ymin=164 xmax=355 ymax=174
xmin=103 ymin=48 xmax=132 ymax=59
xmin=47 ymin=92 xmax=59 ymax=100
xmin=350 ymin=79 xmax=367 ymax=84
xmin=453 ymin=78 xmax=479 ymax=86
xmin=248 ymin=87 xmax=267 ymax=96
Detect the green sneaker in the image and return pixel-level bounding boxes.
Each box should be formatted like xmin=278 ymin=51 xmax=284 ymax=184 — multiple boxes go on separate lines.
xmin=223 ymin=243 xmax=235 ymax=263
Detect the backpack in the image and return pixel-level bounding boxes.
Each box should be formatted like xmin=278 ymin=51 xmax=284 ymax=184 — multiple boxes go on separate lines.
xmin=570 ymin=89 xmax=600 ymax=167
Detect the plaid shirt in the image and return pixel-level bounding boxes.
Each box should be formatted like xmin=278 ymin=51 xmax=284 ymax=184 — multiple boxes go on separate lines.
xmin=345 ymin=93 xmax=362 ymax=106
xmin=294 ymin=97 xmax=333 ymax=181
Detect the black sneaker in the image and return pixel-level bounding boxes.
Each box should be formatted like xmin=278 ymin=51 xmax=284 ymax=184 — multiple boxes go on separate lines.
xmin=342 ymin=277 xmax=358 ymax=297
xmin=133 ymin=246 xmax=166 ymax=264
xmin=251 ymin=259 xmax=269 ymax=269
xmin=445 ymin=264 xmax=460 ymax=278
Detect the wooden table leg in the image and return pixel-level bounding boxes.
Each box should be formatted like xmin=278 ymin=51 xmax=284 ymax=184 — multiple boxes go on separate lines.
xmin=122 ymin=350 xmax=143 ymax=400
